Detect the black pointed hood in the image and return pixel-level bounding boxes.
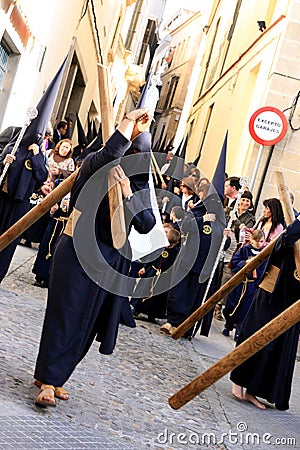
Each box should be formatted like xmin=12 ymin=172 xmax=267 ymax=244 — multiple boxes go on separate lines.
xmin=21 ymin=55 xmax=68 ymax=147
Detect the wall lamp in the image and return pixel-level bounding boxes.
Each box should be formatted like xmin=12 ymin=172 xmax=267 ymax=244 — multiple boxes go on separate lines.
xmin=257 ymin=21 xmax=266 ymax=32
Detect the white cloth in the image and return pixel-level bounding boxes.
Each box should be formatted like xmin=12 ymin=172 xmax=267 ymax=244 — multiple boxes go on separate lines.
xmin=128 ymin=171 xmax=169 ymax=261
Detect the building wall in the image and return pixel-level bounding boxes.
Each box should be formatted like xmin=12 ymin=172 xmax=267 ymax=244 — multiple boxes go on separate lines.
xmin=0 ymin=0 xmax=165 ymax=144
xmin=152 ymin=10 xmax=208 ymax=151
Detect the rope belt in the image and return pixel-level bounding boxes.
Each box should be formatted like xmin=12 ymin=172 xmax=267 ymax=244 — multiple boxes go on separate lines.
xmin=45 ymin=216 xmax=69 ymax=259
xmin=229 ymin=278 xmax=255 ymax=316
xmin=142 ymin=265 xmax=162 ymax=302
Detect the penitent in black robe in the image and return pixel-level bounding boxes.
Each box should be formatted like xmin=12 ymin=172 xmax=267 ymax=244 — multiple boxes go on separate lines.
xmin=34 ymin=130 xmax=156 ymax=387
xmin=0 ymin=144 xmax=48 ymax=281
xmin=230 ymin=218 xmax=300 ymax=410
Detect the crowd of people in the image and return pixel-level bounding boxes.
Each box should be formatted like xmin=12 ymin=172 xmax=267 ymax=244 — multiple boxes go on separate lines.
xmin=0 ymin=109 xmax=299 ymax=412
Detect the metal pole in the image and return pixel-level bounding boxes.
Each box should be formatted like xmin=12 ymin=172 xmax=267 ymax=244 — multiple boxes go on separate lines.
xmin=0 ymin=107 xmax=38 ymax=187
xmin=249 ymin=144 xmax=264 ymax=191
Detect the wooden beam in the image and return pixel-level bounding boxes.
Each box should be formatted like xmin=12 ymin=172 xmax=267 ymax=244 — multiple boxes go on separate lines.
xmin=275 ymin=170 xmax=300 ymax=276
xmin=171 ymin=235 xmax=280 ymax=339
xmin=169 ymin=300 xmax=300 ymax=409
xmin=0 ymin=170 xmax=78 ymax=252
xmin=98 ymin=63 xmax=126 ymax=249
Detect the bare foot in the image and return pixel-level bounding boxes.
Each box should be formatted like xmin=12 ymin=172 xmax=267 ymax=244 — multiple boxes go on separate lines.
xmin=243 ymin=392 xmax=267 ymax=410
xmin=232 ymin=383 xmax=243 ymax=400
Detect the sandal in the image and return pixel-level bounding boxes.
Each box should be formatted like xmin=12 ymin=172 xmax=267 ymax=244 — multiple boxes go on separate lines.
xmin=54 ymin=387 xmax=69 ymax=401
xmin=35 ymin=384 xmax=56 ymax=407
xmin=34 ymin=380 xmax=69 ymax=401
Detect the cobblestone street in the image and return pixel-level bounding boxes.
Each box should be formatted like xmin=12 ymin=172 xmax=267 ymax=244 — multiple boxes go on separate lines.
xmin=0 ymin=245 xmax=299 ymax=449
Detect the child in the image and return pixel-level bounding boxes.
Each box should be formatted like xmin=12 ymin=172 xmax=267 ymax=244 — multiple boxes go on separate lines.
xmin=130 ymin=227 xmax=180 ymax=322
xmin=222 ymin=229 xmax=266 ymax=341
xmin=170 ymin=205 xmax=186 ymax=231
xmin=32 ymin=181 xmax=70 ymax=288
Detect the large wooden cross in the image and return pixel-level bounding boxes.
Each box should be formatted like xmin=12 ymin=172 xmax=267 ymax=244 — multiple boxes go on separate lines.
xmin=98 ymin=64 xmax=126 ymax=249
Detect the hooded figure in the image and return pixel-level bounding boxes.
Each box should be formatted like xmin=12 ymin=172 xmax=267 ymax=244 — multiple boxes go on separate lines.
xmin=0 ymin=57 xmax=68 ymax=283
xmin=160 ymin=182 xmax=225 ymax=338
xmin=0 ymin=126 xmax=21 ymax=153
xmin=34 ymin=108 xmax=156 ymax=407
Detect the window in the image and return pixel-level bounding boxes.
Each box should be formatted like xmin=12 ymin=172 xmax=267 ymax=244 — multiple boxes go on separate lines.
xmin=125 ymin=0 xmax=143 ymax=50
xmin=0 ymin=33 xmax=21 ymax=129
xmin=163 ymin=76 xmax=179 ymax=109
xmin=0 ymin=42 xmax=9 ymax=89
xmin=197 ymin=104 xmax=214 ymax=157
xmin=137 ymin=19 xmax=157 ymax=65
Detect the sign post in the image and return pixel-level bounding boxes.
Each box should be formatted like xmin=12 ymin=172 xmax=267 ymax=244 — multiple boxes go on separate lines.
xmin=248 ymin=106 xmax=288 ymax=191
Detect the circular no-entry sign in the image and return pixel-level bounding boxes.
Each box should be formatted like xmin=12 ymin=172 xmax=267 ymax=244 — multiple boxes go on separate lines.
xmin=249 ymin=106 xmax=288 ymax=146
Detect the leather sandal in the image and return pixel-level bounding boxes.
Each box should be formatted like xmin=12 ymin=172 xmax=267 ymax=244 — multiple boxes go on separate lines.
xmin=53 ymin=387 xmax=69 ymax=401
xmin=34 ymin=380 xmax=69 ymax=401
xmin=35 ymin=384 xmax=56 ymax=407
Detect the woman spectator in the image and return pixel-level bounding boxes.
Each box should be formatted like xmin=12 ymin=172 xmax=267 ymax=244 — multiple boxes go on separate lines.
xmin=251 ymin=198 xmax=284 ymax=243
xmin=48 ymin=139 xmax=75 ymax=182
xmin=232 ymin=191 xmax=256 ymax=243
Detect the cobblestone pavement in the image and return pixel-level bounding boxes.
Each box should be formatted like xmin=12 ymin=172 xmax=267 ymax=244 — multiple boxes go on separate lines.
xmin=0 ymin=245 xmax=299 ymax=449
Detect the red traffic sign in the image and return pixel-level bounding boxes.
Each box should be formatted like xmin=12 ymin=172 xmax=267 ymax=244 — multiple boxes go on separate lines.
xmin=249 ymin=106 xmax=288 ymax=146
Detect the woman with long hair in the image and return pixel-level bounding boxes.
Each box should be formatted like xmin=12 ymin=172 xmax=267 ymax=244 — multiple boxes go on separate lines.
xmin=252 ymin=197 xmax=284 ymax=243
xmin=48 ymin=138 xmax=75 ymax=181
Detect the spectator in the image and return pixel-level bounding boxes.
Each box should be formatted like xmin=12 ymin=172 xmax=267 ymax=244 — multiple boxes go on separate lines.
xmin=48 ymin=139 xmax=75 ymax=182
xmin=224 ymin=176 xmax=241 ymax=209
xmin=51 ymin=120 xmax=68 ymax=148
xmin=232 ymin=191 xmax=256 ymax=243
xmin=251 ymin=198 xmax=284 ymax=243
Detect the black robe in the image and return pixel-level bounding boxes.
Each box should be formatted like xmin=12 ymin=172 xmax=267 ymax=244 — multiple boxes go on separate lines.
xmin=34 ymin=130 xmax=156 ymax=387
xmin=223 ymin=244 xmax=267 ymax=331
xmin=230 ymin=219 xmax=300 ymax=410
xmin=32 ymin=207 xmax=69 ymax=282
xmin=0 ymin=144 xmax=48 ymax=281
xmin=166 ymin=194 xmax=225 ymax=336
xmin=131 ymin=244 xmax=179 ymax=319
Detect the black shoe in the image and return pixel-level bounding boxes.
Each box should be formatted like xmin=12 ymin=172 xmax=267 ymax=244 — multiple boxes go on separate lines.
xmin=131 ymin=308 xmax=140 ymax=319
xmin=222 ymin=328 xmax=230 ymax=337
xmin=146 ymin=316 xmax=158 ymax=324
xmin=34 ymin=280 xmax=48 ymax=288
xmin=275 ymin=402 xmax=289 ymax=411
